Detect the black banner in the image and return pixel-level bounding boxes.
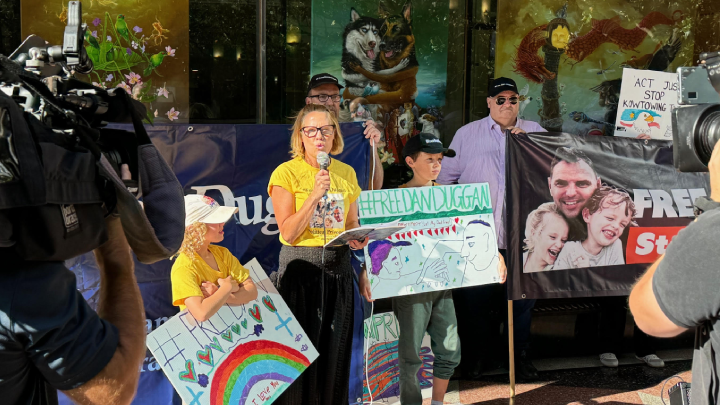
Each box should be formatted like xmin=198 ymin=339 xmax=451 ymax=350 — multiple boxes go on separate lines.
xmin=506 ymin=132 xmax=710 ymax=300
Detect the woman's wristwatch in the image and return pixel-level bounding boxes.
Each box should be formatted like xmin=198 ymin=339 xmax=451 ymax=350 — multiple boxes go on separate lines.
xmin=693 ymin=196 xmax=720 ymax=217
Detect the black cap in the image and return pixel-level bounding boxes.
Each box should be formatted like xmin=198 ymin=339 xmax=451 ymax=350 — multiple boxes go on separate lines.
xmin=403 ymin=133 xmax=456 ymax=158
xmin=307 ymin=73 xmax=344 ymax=94
xmin=489 ymin=77 xmax=519 ymax=97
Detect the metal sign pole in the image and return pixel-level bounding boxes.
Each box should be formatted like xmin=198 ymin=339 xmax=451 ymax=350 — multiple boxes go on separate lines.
xmin=508 ymin=299 xmax=516 ymax=398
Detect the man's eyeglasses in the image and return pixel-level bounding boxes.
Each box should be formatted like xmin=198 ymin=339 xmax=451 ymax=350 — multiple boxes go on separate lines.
xmin=495 ymin=96 xmax=519 ymax=105
xmin=302 ymin=125 xmax=336 ymax=138
xmin=308 ymin=94 xmax=342 ymax=103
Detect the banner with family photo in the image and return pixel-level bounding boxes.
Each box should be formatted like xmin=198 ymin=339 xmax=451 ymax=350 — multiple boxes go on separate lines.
xmin=358 ymin=184 xmax=501 ymax=299
xmin=506 ymin=132 xmax=710 ymax=300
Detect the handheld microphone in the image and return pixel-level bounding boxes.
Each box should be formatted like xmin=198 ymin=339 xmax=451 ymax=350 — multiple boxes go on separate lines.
xmin=317 ymin=151 xmax=330 ymax=200
xmin=317 ymin=151 xmax=330 ymax=171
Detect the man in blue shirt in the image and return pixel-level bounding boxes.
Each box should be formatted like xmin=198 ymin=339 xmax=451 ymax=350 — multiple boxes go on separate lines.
xmin=438 ymin=77 xmax=546 ymax=381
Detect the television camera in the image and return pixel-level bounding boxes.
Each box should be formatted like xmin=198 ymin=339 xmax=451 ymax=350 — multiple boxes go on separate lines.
xmin=0 ymin=1 xmax=184 ymax=263
xmin=672 ymin=51 xmax=720 ymax=172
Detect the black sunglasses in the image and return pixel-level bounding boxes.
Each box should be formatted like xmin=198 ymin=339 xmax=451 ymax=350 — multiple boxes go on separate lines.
xmin=495 ymin=96 xmax=519 ymax=105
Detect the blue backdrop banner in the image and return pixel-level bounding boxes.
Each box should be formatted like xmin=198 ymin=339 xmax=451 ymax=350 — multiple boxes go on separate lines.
xmin=59 ymin=122 xmax=372 ymax=405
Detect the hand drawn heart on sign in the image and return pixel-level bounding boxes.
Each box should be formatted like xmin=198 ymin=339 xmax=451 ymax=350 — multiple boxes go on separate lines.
xmin=221 ymin=329 xmax=233 ymax=342
xmin=249 ymin=304 xmax=263 ymax=323
xmin=241 ymin=319 xmax=248 ymax=329
xmin=196 ymin=345 xmax=213 ymax=366
xmin=262 ymin=295 xmax=277 ymax=313
xmin=179 ymin=359 xmax=197 ymax=382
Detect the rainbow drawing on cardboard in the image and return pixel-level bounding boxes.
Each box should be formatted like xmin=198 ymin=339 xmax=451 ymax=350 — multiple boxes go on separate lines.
xmin=147 ymin=259 xmax=319 ymax=405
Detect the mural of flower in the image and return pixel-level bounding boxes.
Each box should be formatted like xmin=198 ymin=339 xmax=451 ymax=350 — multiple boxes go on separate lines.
xmin=107 ymin=35 xmax=112 ymax=41
xmin=166 ymin=107 xmax=179 ymax=121
xmin=105 ymin=73 xmax=114 ymax=82
xmin=92 ymin=81 xmax=101 ymax=87
xmin=133 ymin=26 xmax=143 ymax=33
xmin=131 ymin=41 xmax=138 ymax=49
xmin=126 ymin=48 xmax=132 ymax=56
xmin=91 ymin=31 xmax=98 ymax=38
xmin=92 ymin=17 xmax=101 ymax=26
xmin=117 ymin=82 xmax=132 ymax=94
xmin=157 ymin=85 xmax=169 ymax=98
xmin=165 ymin=46 xmax=176 ymax=57
xmin=140 ymin=45 xmax=145 ymax=53
xmin=125 ymin=72 xmax=142 ymax=85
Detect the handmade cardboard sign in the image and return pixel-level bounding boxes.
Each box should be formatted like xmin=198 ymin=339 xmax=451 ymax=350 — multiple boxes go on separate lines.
xmin=147 ymin=259 xmax=319 ymax=405
xmin=361 ymin=312 xmax=434 ymax=404
xmin=358 ymin=183 xmax=499 ymax=299
xmin=614 ymin=68 xmax=679 ymax=140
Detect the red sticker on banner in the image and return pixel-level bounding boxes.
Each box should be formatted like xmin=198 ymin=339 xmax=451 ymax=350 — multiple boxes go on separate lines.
xmin=625 ymin=226 xmax=685 ymax=264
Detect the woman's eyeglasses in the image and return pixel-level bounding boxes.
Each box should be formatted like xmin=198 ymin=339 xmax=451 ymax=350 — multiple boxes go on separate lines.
xmin=308 ymin=94 xmax=342 ymax=103
xmin=302 ymin=125 xmax=336 ymax=138
xmin=495 ymin=96 xmax=519 ymax=105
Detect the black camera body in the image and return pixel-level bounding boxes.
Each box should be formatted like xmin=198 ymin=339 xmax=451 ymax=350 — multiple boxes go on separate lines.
xmin=672 ymin=51 xmax=720 ymax=172
xmin=0 ymin=1 xmax=184 ymax=263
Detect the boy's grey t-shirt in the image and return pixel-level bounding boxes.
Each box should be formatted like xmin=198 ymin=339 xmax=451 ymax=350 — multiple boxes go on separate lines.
xmin=552 ymin=240 xmax=624 ymax=270
xmin=653 ymin=208 xmax=720 ymax=405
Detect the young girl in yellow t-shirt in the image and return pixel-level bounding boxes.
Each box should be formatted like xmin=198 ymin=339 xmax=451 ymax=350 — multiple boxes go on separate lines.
xmin=171 ymin=195 xmax=258 ymax=322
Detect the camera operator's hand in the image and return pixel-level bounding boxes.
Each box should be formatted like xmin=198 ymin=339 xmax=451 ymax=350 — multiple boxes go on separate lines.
xmin=63 ymin=216 xmax=145 ymax=405
xmin=710 ymin=140 xmax=720 ymax=202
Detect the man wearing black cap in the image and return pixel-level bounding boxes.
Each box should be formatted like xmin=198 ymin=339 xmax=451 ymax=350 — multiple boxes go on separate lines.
xmin=306 ymin=73 xmax=384 ymax=190
xmin=438 ymin=77 xmax=546 ymax=381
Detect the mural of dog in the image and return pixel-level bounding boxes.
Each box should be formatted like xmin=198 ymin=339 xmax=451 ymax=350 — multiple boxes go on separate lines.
xmin=346 ymin=1 xmax=418 ymax=113
xmin=341 ymin=9 xmax=410 ymax=99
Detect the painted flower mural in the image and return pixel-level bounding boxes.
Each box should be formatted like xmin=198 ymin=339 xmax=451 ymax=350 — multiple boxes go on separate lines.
xmin=83 ymin=13 xmax=180 ymax=122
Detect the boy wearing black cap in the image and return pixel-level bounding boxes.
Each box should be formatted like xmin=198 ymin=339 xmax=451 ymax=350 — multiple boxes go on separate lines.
xmin=393 ymin=133 xmax=460 ymax=405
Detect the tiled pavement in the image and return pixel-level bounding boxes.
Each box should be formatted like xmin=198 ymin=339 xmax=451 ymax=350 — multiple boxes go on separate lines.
xmin=416 ymin=353 xmax=693 ymax=405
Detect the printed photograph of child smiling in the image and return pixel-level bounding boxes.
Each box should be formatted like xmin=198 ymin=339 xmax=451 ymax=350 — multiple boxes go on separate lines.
xmin=552 ymin=186 xmax=637 ymax=270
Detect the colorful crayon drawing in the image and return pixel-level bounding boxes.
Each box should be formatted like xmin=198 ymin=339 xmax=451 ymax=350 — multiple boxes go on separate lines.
xmin=360 ymin=312 xmax=434 ymax=404
xmin=147 ymin=259 xmax=319 ymax=405
xmin=359 ymin=183 xmax=499 ymax=299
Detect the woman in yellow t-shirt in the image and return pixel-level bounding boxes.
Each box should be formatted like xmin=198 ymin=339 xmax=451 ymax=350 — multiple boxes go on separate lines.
xmin=268 ymin=104 xmax=371 ymax=405
xmin=171 ymin=195 xmax=258 ymax=322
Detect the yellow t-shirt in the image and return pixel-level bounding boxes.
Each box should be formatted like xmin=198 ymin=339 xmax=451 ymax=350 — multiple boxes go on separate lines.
xmin=170 ymin=244 xmax=250 ymax=310
xmin=268 ymin=156 xmax=362 ymax=246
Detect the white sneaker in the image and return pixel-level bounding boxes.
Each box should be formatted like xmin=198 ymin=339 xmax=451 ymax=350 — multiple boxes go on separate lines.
xmin=600 ymin=353 xmax=618 ymax=367
xmin=637 ymin=354 xmax=665 ymax=368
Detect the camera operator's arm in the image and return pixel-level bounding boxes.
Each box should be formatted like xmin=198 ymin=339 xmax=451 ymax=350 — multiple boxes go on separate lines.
xmin=629 ymin=256 xmax=687 ymax=337
xmin=630 ymin=208 xmax=720 ymax=338
xmin=631 ymin=140 xmax=720 ymax=338
xmin=62 ymin=217 xmax=145 ymax=405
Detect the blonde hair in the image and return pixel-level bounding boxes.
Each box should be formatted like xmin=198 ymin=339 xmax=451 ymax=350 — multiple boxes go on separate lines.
xmin=290 ymin=104 xmax=344 ymax=159
xmin=523 ymin=202 xmax=564 ymax=252
xmin=174 ymin=222 xmax=208 ymax=259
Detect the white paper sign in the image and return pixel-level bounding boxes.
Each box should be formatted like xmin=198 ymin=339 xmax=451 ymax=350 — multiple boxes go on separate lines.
xmin=146 ymin=259 xmax=319 ymax=405
xmin=615 ymin=68 xmax=678 ymax=139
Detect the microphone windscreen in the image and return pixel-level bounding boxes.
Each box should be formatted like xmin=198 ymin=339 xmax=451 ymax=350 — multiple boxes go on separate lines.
xmin=317 ymin=151 xmax=330 ymax=170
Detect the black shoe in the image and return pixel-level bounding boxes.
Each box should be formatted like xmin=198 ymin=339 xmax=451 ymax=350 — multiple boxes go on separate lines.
xmin=465 ymin=359 xmax=485 ymax=380
xmin=515 ymin=351 xmax=539 ymax=382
